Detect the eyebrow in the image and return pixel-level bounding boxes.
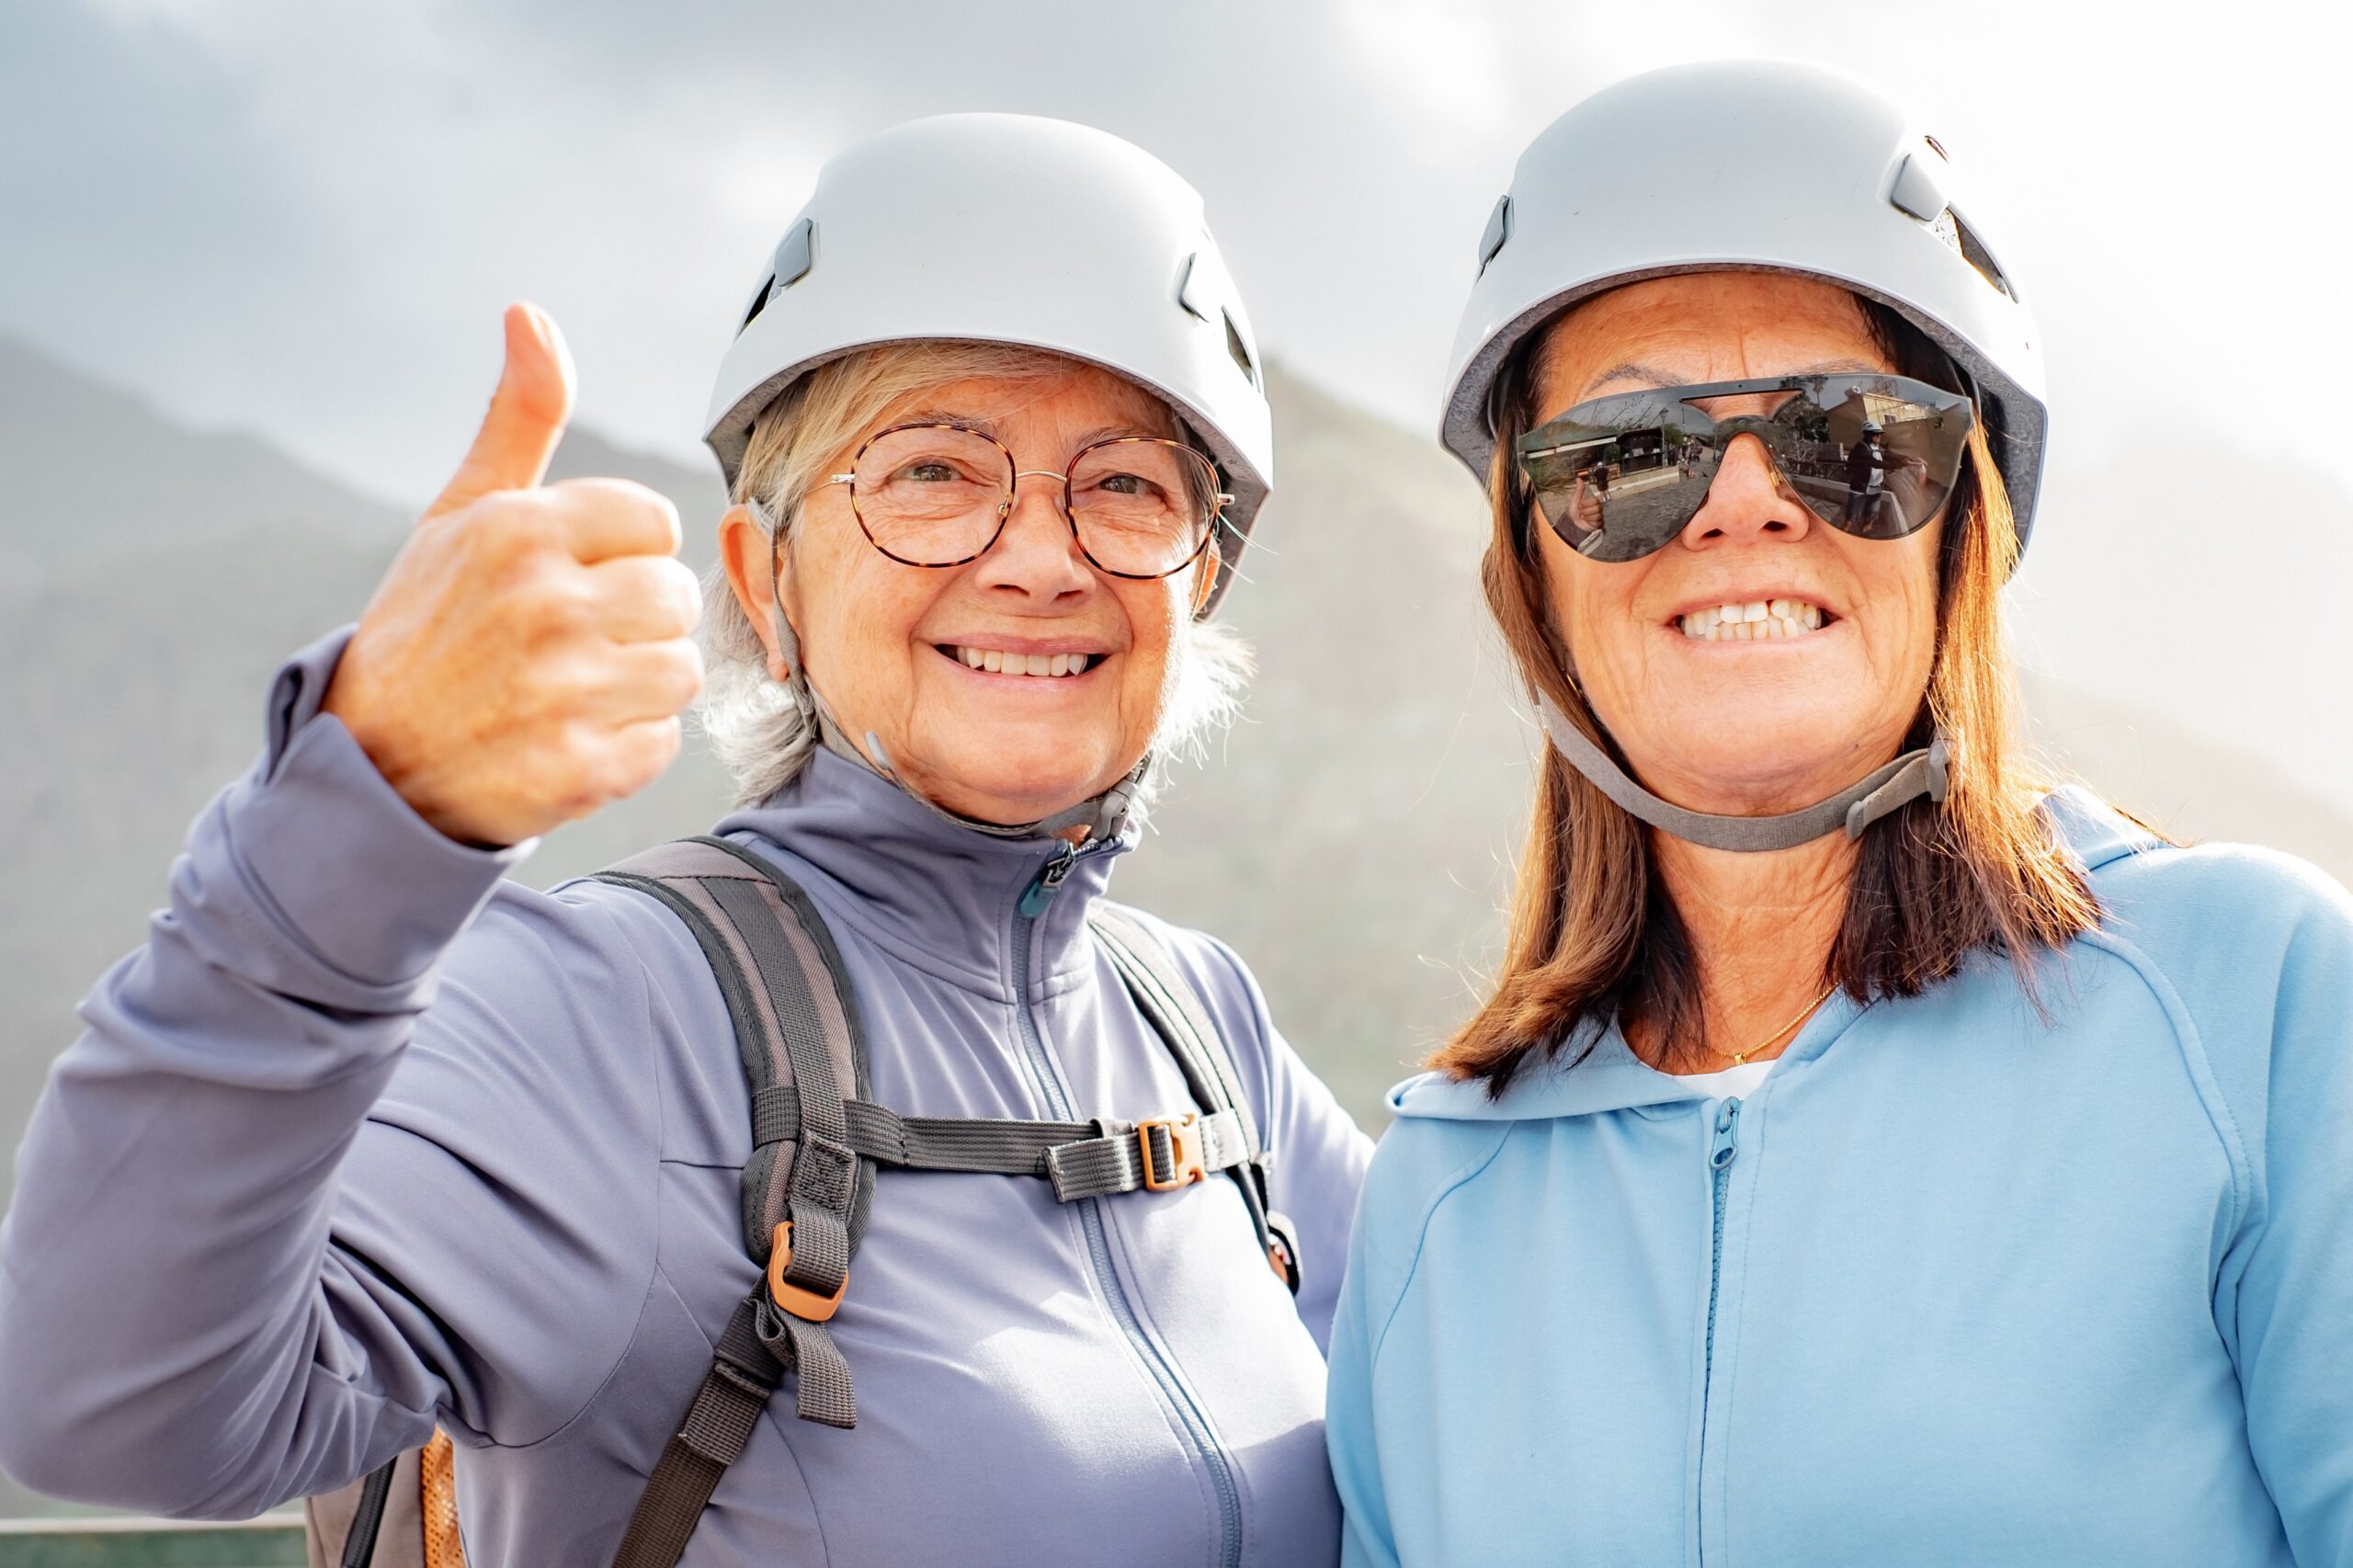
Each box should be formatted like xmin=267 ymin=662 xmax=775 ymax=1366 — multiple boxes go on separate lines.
xmin=887 ymin=414 xmax=1168 ymax=451
xmin=1575 ymin=357 xmax=1888 ymax=397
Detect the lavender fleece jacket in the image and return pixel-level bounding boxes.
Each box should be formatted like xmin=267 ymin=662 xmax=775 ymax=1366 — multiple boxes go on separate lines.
xmin=0 ymin=628 xmax=1371 ymax=1566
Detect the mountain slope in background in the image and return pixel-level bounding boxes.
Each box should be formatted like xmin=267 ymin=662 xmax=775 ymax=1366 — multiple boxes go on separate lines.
xmin=0 ymin=336 xmax=411 ymax=589
xmin=2016 ymin=435 xmax=2353 ymax=822
xmin=4 ymin=333 xmax=2348 ymax=1301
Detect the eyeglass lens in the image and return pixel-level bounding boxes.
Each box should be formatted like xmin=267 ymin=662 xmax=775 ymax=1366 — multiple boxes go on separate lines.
xmin=849 ymin=425 xmax=1217 ymax=578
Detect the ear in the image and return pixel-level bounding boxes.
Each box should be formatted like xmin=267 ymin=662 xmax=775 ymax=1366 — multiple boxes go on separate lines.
xmin=719 ymin=502 xmax=800 ymax=680
xmin=1188 ymin=537 xmax=1222 ymax=619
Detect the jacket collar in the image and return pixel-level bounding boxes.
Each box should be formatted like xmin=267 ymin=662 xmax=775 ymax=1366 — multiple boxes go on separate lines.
xmin=1386 ymin=987 xmax=1877 ymax=1124
xmin=1389 ymin=785 xmax=2159 ymax=1123
xmin=711 ymin=748 xmax=1134 ymax=992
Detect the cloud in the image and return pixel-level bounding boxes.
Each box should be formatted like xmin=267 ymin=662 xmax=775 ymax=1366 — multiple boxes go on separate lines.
xmin=5 ymin=0 xmax=2351 ymax=813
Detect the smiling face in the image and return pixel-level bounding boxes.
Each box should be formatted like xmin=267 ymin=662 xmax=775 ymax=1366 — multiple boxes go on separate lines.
xmin=724 ymin=359 xmax=1206 ymax=827
xmin=1528 ymin=271 xmax=1947 ymax=817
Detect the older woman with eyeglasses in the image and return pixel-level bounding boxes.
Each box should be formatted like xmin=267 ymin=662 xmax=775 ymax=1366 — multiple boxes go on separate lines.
xmin=0 ymin=116 xmax=1370 ymax=1568
xmin=1326 ymin=63 xmax=2353 ymax=1567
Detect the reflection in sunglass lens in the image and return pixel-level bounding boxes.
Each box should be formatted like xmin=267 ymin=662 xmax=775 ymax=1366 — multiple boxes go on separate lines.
xmin=1519 ymin=419 xmax=1722 ymax=562
xmin=1807 ymin=384 xmax=1970 ymax=541
xmin=853 ymin=426 xmax=1014 ymax=565
xmin=1517 ymin=374 xmax=1973 ymax=562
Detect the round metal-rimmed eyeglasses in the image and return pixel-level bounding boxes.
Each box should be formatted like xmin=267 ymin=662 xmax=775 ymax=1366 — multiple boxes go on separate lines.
xmin=818 ymin=422 xmax=1233 ymax=581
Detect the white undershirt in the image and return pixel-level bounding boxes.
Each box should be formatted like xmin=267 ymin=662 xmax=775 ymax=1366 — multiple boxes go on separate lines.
xmin=1670 ymin=1056 xmax=1778 ymax=1100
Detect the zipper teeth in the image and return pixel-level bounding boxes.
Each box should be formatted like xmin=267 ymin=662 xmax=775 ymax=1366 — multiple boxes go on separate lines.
xmin=1009 ymin=903 xmax=1243 ymax=1568
xmin=1703 ymin=1160 xmax=1728 ymax=1402
xmin=1699 ymin=1097 xmax=1740 ymax=1568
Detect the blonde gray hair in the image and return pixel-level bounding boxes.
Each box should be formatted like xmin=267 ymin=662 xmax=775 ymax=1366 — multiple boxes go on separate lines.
xmin=698 ymin=339 xmax=1253 ymax=808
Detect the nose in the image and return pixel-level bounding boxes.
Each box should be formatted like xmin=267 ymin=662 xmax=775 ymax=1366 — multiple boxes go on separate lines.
xmin=1677 ymin=431 xmax=1813 ymax=551
xmin=972 ymin=470 xmax=1094 ymax=601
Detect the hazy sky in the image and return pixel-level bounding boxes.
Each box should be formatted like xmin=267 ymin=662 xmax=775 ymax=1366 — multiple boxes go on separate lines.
xmin=6 ymin=0 xmax=2351 ymax=811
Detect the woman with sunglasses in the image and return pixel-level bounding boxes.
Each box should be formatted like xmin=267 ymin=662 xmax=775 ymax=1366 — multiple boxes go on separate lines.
xmin=1327 ymin=62 xmax=2352 ymax=1566
xmin=0 ymin=116 xmax=1369 ymax=1565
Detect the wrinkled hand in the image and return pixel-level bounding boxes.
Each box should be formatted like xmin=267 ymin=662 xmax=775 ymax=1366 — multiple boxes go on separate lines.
xmin=324 ymin=304 xmax=704 ymax=846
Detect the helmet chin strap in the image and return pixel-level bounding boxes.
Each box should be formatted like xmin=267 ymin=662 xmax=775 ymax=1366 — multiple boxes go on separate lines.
xmin=755 ymin=515 xmax=1142 ymax=845
xmin=1532 ymin=696 xmax=1948 ymax=852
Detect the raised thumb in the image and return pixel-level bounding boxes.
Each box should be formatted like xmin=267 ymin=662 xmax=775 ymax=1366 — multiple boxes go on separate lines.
xmin=427 ymin=301 xmax=576 ymax=520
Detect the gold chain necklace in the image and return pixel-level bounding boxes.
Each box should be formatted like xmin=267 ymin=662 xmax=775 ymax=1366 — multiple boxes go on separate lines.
xmin=1714 ymin=983 xmax=1838 ymax=1066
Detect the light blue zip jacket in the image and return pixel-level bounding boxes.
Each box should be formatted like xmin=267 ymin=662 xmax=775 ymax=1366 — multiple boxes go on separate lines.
xmin=1327 ymin=789 xmax=2353 ymax=1567
xmin=0 ymin=628 xmax=1370 ymax=1565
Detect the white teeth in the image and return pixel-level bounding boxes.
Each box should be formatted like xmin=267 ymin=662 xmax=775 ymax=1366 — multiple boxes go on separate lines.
xmin=949 ymin=645 xmax=1091 ymax=677
xmin=1677 ymin=601 xmax=1829 ymax=642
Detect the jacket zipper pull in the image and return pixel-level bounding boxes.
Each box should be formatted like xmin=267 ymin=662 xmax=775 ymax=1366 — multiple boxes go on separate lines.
xmin=1710 ymin=1096 xmax=1743 ymax=1172
xmin=1017 ymin=845 xmax=1078 ymax=919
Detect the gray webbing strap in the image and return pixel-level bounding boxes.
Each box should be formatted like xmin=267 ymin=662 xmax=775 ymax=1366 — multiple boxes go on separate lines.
xmin=1087 ymin=907 xmax=1297 ymax=1290
xmin=701 ymin=873 xmax=856 ymax=1300
xmin=1042 ymin=1109 xmax=1253 ymax=1200
xmin=1088 ymin=908 xmax=1263 ymax=1152
xmin=595 ymin=841 xmax=876 ymax=1568
xmin=750 ymin=1085 xmax=1254 ymax=1199
xmin=850 ymin=1095 xmax=1093 ymax=1172
xmin=751 ymin=1297 xmax=855 ymax=1429
xmin=608 ymin=1298 xmax=783 ymax=1568
xmin=1533 ymin=696 xmax=1949 ymax=853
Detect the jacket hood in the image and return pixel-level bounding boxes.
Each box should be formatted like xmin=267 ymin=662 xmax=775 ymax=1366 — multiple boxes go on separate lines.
xmin=1389 ymin=785 xmax=2158 ymax=1125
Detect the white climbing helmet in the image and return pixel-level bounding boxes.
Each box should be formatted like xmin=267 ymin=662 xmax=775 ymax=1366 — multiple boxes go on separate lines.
xmin=1439 ymin=59 xmax=2048 ymax=554
xmin=706 ymin=112 xmax=1273 ymax=614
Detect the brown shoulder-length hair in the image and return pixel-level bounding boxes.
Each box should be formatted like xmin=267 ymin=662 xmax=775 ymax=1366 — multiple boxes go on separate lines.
xmin=1434 ymin=292 xmax=2104 ymax=1094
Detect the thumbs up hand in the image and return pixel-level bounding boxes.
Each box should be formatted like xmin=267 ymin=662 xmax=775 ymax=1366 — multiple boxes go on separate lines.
xmin=324 ymin=305 xmax=705 ymax=847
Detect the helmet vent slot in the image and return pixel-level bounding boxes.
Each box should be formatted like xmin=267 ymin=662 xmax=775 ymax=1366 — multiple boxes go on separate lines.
xmin=1476 ymin=194 xmax=1513 ymax=275
xmin=740 ymin=277 xmax=777 ymax=333
xmin=1938 ymin=206 xmax=2014 ymax=300
xmin=1222 ymin=310 xmax=1258 ymax=387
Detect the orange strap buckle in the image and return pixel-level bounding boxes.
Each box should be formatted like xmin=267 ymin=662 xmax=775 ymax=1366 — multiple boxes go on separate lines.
xmin=767 ymin=1220 xmax=848 ymax=1323
xmin=1137 ymin=1114 xmax=1208 ymax=1192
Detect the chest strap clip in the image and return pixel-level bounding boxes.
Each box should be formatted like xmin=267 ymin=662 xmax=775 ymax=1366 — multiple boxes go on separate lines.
xmin=1138 ymin=1113 xmax=1208 ymax=1191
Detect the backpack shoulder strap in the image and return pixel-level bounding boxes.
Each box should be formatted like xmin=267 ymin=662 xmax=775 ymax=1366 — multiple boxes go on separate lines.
xmin=591 ymin=836 xmax=874 ymax=1568
xmin=1086 ymin=904 xmax=1301 ymax=1294
xmin=584 ymin=848 xmax=1301 ymax=1568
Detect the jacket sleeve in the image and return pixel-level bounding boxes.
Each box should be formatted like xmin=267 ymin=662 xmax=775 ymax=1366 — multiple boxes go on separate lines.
xmin=1187 ymin=933 xmax=1372 ymax=1354
xmin=0 ymin=630 xmax=665 ymax=1518
xmin=2216 ymin=867 xmax=2353 ymax=1566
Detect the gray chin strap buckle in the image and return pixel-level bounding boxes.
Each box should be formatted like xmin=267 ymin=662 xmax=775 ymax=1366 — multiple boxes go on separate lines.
xmin=1842 ymin=733 xmax=1949 ymax=841
xmin=1534 ymin=697 xmax=1949 ymax=854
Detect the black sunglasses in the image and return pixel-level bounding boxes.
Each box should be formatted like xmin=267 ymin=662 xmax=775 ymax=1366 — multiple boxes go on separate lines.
xmin=1515 ymin=373 xmax=1976 ymax=562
